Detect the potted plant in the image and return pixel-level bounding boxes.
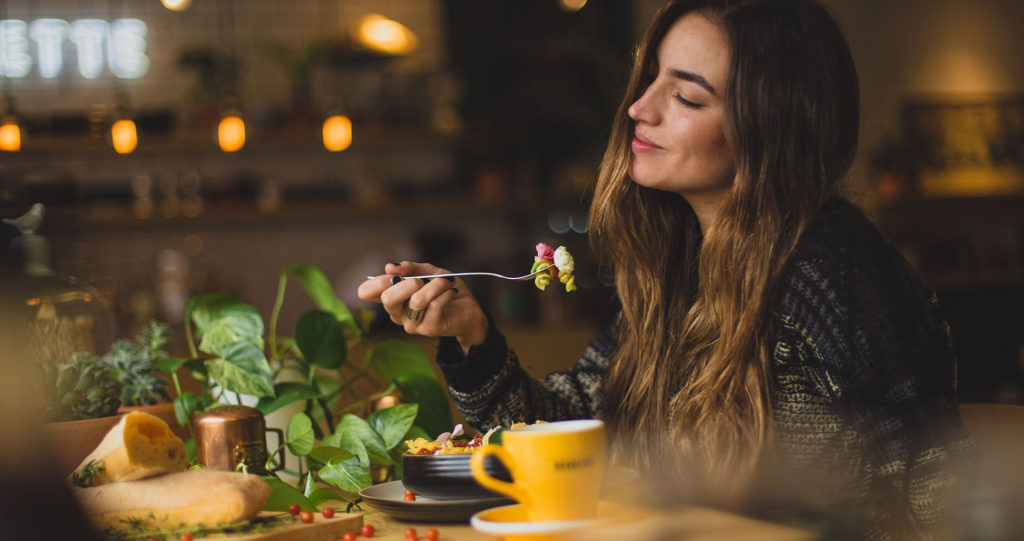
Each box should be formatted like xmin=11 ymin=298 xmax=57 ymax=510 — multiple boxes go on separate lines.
xmin=34 ymin=352 xmax=125 ymax=475
xmin=167 ymin=263 xmax=452 ymax=511
xmin=101 ymin=321 xmax=186 ymax=439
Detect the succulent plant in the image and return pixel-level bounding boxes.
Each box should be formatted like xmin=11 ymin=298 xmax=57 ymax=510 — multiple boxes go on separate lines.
xmin=35 ymin=352 xmax=122 ymax=421
xmin=102 ymin=321 xmax=172 ymax=407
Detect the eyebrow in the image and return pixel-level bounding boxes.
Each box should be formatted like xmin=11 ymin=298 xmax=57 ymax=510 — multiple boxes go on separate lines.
xmin=669 ymin=68 xmax=717 ymax=96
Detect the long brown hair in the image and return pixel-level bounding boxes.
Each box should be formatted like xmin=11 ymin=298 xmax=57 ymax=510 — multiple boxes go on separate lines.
xmin=590 ymin=0 xmax=859 ymax=497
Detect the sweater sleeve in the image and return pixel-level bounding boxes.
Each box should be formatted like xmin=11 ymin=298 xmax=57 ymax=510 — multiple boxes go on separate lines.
xmin=777 ymin=206 xmax=973 ymax=539
xmin=434 ymin=318 xmax=615 ymax=433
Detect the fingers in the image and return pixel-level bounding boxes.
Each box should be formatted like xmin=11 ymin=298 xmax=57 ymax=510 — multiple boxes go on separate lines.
xmin=404 ymin=287 xmax=460 ymax=335
xmin=357 ymin=261 xmax=448 ymax=303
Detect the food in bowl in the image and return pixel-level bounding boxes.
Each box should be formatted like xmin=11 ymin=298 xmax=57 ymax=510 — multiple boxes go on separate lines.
xmin=401 ymin=422 xmax=543 ymax=500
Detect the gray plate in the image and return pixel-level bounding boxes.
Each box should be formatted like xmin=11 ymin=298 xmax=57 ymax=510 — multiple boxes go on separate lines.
xmin=358 ymin=480 xmax=513 ymax=523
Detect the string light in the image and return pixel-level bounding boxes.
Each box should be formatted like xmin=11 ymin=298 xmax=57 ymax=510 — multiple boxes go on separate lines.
xmin=0 ymin=97 xmax=19 ymax=152
xmin=0 ymin=114 xmax=20 ymax=151
xmin=110 ymin=118 xmax=137 ymax=154
xmin=322 ymin=114 xmax=352 ymax=152
xmin=218 ymin=111 xmax=245 ymax=152
xmin=160 ymin=0 xmax=192 ymax=11
xmin=353 ymin=14 xmax=418 ymax=55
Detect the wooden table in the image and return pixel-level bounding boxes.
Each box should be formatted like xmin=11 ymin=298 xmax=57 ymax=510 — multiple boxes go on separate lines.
xmin=355 ymin=504 xmax=817 ymax=541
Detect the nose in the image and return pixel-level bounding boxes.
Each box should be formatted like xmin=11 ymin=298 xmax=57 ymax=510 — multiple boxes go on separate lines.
xmin=628 ymin=85 xmax=658 ymax=125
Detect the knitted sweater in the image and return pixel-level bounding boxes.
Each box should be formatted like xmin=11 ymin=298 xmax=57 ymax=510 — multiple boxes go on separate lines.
xmin=435 ymin=198 xmax=972 ymax=540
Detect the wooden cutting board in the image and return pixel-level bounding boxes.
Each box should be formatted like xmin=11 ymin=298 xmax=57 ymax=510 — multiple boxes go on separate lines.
xmin=213 ymin=512 xmax=364 ymax=541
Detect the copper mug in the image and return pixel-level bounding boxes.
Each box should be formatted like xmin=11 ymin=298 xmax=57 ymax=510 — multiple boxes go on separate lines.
xmin=194 ymin=405 xmax=284 ymax=475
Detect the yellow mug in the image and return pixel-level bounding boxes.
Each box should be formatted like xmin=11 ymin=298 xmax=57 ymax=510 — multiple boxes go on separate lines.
xmin=470 ymin=419 xmax=606 ymax=522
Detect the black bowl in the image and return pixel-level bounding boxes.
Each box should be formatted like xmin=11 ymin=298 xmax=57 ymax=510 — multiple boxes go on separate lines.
xmin=401 ymin=453 xmax=513 ymax=500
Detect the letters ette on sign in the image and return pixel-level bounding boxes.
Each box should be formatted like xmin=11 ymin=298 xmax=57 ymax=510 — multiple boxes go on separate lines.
xmin=0 ymin=18 xmax=149 ymax=80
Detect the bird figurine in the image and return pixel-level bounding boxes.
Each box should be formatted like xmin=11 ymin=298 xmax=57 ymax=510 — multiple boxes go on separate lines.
xmin=3 ymin=202 xmax=44 ymax=234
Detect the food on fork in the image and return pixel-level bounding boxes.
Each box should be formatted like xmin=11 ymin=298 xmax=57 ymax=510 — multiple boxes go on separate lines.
xmin=531 ymin=243 xmax=577 ymax=292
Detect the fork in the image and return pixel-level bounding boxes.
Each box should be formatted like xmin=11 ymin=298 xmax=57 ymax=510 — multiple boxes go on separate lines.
xmin=367 ymin=264 xmax=554 ymax=283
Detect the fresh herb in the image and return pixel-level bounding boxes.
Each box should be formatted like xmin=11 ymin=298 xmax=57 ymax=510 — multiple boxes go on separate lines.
xmin=102 ymin=321 xmax=172 ymax=407
xmin=98 ymin=515 xmax=293 ymax=540
xmin=71 ymin=459 xmax=105 ymax=488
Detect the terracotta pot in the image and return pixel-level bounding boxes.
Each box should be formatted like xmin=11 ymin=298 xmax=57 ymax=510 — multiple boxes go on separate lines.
xmin=44 ymin=414 xmax=123 ymax=477
xmin=44 ymin=402 xmax=188 ymax=477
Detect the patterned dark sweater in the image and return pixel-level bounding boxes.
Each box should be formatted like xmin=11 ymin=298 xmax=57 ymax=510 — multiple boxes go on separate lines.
xmin=435 ymin=198 xmax=972 ymax=540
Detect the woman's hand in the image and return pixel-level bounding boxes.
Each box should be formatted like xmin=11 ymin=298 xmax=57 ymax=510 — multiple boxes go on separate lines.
xmin=357 ymin=262 xmax=488 ymax=352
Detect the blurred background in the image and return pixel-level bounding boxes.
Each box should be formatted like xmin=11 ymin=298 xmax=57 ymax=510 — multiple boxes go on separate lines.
xmin=0 ymin=0 xmax=1022 ymax=403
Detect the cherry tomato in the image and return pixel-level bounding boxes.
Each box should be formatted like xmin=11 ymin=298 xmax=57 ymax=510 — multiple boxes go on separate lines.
xmin=404 ymin=527 xmax=417 ymax=538
xmin=341 ymin=532 xmax=356 ymax=541
xmin=360 ymin=524 xmax=376 ymax=537
xmin=148 ymin=537 xmax=161 ymax=541
xmin=288 ymin=503 xmax=301 ymax=515
xmin=403 ymin=490 xmax=416 ymax=501
xmin=322 ymin=506 xmax=335 ymax=518
xmin=425 ymin=527 xmax=439 ymax=541
xmin=299 ymin=510 xmax=314 ymax=523
xmin=179 ymin=534 xmax=194 ymax=541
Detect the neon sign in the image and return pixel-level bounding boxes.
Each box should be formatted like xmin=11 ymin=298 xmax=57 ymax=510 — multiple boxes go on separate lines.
xmin=0 ymin=18 xmax=148 ymax=79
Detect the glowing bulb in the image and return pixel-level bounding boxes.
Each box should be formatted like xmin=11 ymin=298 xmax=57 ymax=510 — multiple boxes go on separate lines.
xmin=111 ymin=118 xmax=137 ymax=154
xmin=355 ymin=14 xmax=418 ymax=55
xmin=322 ymin=115 xmax=352 ymax=152
xmin=559 ymin=0 xmax=588 ymax=12
xmin=0 ymin=116 xmax=21 ymax=151
xmin=161 ymin=0 xmax=192 ymax=11
xmin=218 ymin=114 xmax=245 ymax=152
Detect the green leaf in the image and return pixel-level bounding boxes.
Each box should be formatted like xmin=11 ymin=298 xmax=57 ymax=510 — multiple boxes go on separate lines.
xmin=314 ymin=374 xmax=341 ymax=397
xmin=367 ymin=403 xmax=419 ymax=450
xmin=307 ymin=487 xmax=345 ymax=506
xmin=262 ymin=476 xmax=317 ymax=512
xmin=318 ymin=455 xmax=372 ymax=493
xmin=325 ymin=414 xmax=394 ymax=467
xmin=156 ymin=356 xmax=191 ymax=374
xmin=294 ymin=310 xmax=346 ymax=369
xmin=256 ymin=382 xmax=320 ymax=416
xmin=174 ymin=392 xmax=198 ymax=427
xmin=303 ymin=472 xmax=316 ymax=497
xmin=286 ymin=412 xmax=315 ymax=457
xmin=367 ymin=339 xmax=437 ymax=381
xmin=199 ymin=304 xmax=265 ymax=356
xmin=283 ymin=263 xmax=359 ymax=333
xmin=209 ymin=340 xmax=275 ymax=397
xmin=187 ymin=293 xmax=241 ymax=334
xmin=393 ymin=372 xmax=453 ymax=438
xmin=309 ymin=446 xmax=353 ymax=465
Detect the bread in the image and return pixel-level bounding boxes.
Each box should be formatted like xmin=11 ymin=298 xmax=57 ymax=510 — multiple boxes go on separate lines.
xmin=73 ymin=469 xmax=271 ymax=531
xmin=70 ymin=411 xmax=188 ymax=487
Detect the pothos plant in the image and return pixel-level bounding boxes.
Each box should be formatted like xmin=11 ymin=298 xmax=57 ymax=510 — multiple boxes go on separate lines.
xmin=163 ymin=263 xmax=451 ymax=511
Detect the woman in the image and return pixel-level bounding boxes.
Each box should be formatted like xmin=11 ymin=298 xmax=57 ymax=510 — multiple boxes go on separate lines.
xmin=358 ymin=0 xmax=971 ymax=537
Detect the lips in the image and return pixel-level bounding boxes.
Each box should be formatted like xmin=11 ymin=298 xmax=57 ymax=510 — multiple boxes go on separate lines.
xmin=630 ymin=131 xmax=663 ymax=153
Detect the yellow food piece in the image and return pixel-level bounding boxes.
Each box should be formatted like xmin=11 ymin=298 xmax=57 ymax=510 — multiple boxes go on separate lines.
xmin=71 ymin=411 xmax=188 ymax=487
xmin=73 ymin=469 xmax=270 ymax=531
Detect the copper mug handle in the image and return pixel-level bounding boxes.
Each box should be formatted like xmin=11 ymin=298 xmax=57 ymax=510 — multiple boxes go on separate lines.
xmin=265 ymin=427 xmax=285 ymax=472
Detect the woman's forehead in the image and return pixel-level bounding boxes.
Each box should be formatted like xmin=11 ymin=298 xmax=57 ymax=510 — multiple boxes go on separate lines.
xmin=656 ymin=13 xmax=730 ymax=90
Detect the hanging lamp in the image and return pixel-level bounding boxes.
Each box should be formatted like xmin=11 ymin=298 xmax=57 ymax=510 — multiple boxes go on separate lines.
xmin=0 ymin=97 xmax=20 ymax=152
xmin=322 ymin=113 xmax=352 ymax=152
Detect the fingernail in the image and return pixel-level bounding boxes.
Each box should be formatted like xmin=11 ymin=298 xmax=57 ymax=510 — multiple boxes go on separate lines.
xmin=390 ymin=276 xmax=403 ymax=285
xmin=445 ymin=276 xmax=455 ymax=282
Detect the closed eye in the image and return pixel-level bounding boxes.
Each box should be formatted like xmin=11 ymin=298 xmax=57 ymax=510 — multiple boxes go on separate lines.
xmin=673 ymin=92 xmax=705 ymax=109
